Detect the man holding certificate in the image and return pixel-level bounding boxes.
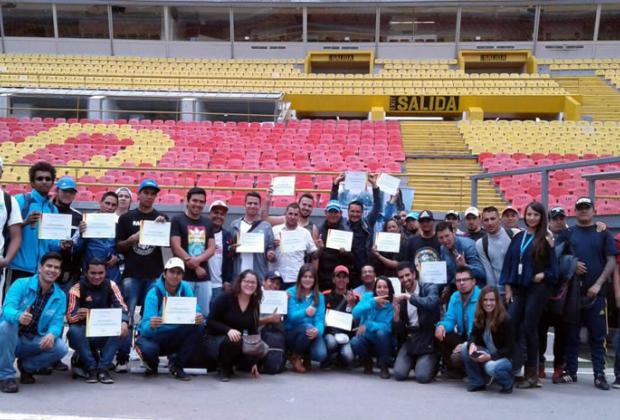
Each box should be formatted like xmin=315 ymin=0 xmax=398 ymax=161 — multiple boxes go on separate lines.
xmin=66 ymin=257 xmax=129 ymax=384
xmin=136 ymin=257 xmax=203 ymax=381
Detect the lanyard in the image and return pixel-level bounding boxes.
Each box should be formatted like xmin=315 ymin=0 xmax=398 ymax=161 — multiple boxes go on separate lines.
xmin=519 ymin=232 xmax=534 ymax=260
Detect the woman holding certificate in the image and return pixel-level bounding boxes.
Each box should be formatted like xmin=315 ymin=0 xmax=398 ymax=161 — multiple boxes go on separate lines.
xmin=206 ymin=270 xmax=263 ymax=382
xmin=371 ymin=219 xmax=405 ymax=278
xmin=285 ymin=264 xmax=327 ymax=373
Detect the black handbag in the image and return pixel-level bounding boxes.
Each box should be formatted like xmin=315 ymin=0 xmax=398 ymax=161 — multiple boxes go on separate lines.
xmin=405 ymin=329 xmax=435 ymax=357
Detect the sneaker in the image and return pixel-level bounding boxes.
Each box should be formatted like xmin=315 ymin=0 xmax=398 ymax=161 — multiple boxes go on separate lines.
xmin=169 ymin=365 xmax=190 ymax=382
xmin=555 ymin=371 xmax=577 ymax=384
xmin=115 ymin=361 xmax=129 ymax=374
xmin=0 ymin=378 xmax=19 ymax=393
xmin=499 ymin=386 xmax=513 ymax=394
xmin=97 ymin=369 xmax=115 ymax=384
xmin=380 ymin=366 xmax=391 ymax=379
xmin=612 ymin=376 xmax=620 ymax=389
xmin=467 ymin=384 xmax=486 ymax=392
xmin=218 ymin=369 xmax=232 ymax=382
xmin=594 ymin=375 xmax=610 ymax=391
xmin=144 ymin=362 xmax=158 ymax=377
xmin=85 ymin=369 xmax=98 ymax=384
xmin=53 ymin=360 xmax=69 ymax=372
xmin=17 ymin=360 xmax=35 ymax=385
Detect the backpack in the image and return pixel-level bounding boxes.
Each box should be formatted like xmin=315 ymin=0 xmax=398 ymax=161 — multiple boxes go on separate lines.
xmin=259 ymin=325 xmax=286 ymax=374
xmin=482 ymin=227 xmax=515 ymax=262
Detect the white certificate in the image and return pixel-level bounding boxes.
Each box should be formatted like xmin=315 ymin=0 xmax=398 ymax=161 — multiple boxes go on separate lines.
xmin=260 ymin=290 xmax=288 ymax=315
xmin=325 ymin=309 xmax=353 ymax=331
xmin=280 ymin=229 xmax=307 ymax=253
xmin=237 ymin=232 xmax=265 ymax=253
xmin=86 ymin=308 xmax=122 ymax=338
xmin=139 ymin=221 xmax=171 ymax=247
xmin=326 ymin=229 xmax=353 ymax=252
xmin=388 ymin=277 xmax=402 ymax=294
xmin=38 ymin=213 xmax=72 ymax=240
xmin=344 ymin=171 xmax=367 ymax=193
xmin=375 ymin=232 xmax=401 ymax=253
xmin=162 ymin=296 xmax=197 ymax=324
xmin=271 ymin=176 xmax=296 ymax=196
xmin=83 ymin=213 xmax=117 ymax=239
xmin=376 ymin=173 xmax=402 ymax=195
xmin=421 ymin=261 xmax=448 ymax=284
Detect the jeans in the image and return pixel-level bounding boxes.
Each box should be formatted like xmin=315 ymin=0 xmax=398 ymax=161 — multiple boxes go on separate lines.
xmin=462 ymin=345 xmax=513 ymax=390
xmin=285 ymin=324 xmax=327 ymax=363
xmin=122 ymin=276 xmax=156 ymax=325
xmin=350 ymin=329 xmax=393 ymax=368
xmin=0 ymin=321 xmax=68 ymax=380
xmin=210 ymin=286 xmax=223 ymax=310
xmin=393 ymin=345 xmax=437 ymax=383
xmin=508 ymin=282 xmax=551 ymax=371
xmin=136 ymin=324 xmax=203 ymax=370
xmin=188 ymin=281 xmax=211 ymax=318
xmin=67 ymin=324 xmax=122 ymax=371
xmin=324 ymin=333 xmax=354 ymax=367
xmin=565 ymin=295 xmax=607 ymax=377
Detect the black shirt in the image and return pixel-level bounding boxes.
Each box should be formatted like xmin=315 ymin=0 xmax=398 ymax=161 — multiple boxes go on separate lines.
xmin=20 ymin=286 xmax=53 ymax=337
xmin=207 ymin=292 xmax=259 ymax=335
xmin=170 ymin=213 xmax=214 ymax=282
xmin=116 ymin=208 xmax=168 ymax=280
xmin=406 ymin=234 xmax=441 ymax=270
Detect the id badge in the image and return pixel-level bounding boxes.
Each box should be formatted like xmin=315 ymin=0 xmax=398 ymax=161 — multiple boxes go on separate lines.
xmin=517 ymin=263 xmax=523 ymax=275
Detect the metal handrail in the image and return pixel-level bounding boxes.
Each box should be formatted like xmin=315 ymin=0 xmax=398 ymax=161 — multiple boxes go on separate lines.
xmin=582 ymin=170 xmax=620 ymax=202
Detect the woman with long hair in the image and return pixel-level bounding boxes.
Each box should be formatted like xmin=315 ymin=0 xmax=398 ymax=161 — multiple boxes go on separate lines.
xmin=284 ymin=264 xmax=327 ymax=373
xmin=500 ymin=201 xmax=557 ymax=388
xmin=206 ymin=269 xmax=263 ymax=382
xmin=463 ymin=286 xmax=515 ymax=393
xmin=370 ymin=218 xmax=406 ymax=278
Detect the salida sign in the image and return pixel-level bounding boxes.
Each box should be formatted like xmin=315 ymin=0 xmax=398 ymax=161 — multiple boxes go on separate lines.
xmin=389 ymin=95 xmax=460 ymax=113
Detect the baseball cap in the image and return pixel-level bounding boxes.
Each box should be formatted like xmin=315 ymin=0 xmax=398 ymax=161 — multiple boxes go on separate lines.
xmin=334 ymin=265 xmax=349 ymax=275
xmin=326 ymin=200 xmax=342 ymax=212
xmin=549 ymin=206 xmax=566 ymax=219
xmin=575 ymin=197 xmax=593 ymax=208
xmin=209 ymin=200 xmax=229 ymax=212
xmin=138 ymin=178 xmax=160 ymax=193
xmin=405 ymin=211 xmax=419 ymax=221
xmin=445 ymin=210 xmax=459 ymax=219
xmin=501 ymin=206 xmax=519 ymax=216
xmin=418 ymin=210 xmax=434 ymax=221
xmin=266 ymin=270 xmax=283 ymax=281
xmin=464 ymin=207 xmax=480 ymax=218
xmin=164 ymin=257 xmax=185 ymax=272
xmin=56 ymin=176 xmax=77 ymax=192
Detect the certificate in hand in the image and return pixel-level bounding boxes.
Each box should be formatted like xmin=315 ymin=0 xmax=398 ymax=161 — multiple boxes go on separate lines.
xmin=326 ymin=229 xmax=353 ymax=252
xmin=375 ymin=232 xmax=401 ymax=253
xmin=388 ymin=277 xmax=402 ymax=294
xmin=325 ymin=309 xmax=353 ymax=331
xmin=139 ymin=220 xmax=171 ymax=247
xmin=162 ymin=296 xmax=197 ymax=324
xmin=420 ymin=261 xmax=448 ymax=284
xmin=280 ymin=229 xmax=306 ymax=253
xmin=83 ymin=213 xmax=117 ymax=239
xmin=271 ymin=176 xmax=296 ymax=196
xmin=237 ymin=232 xmax=265 ymax=253
xmin=376 ymin=173 xmax=402 ymax=196
xmin=260 ymin=290 xmax=288 ymax=315
xmin=38 ymin=213 xmax=72 ymax=240
xmin=86 ymin=308 xmax=122 ymax=337
xmin=344 ymin=171 xmax=367 ymax=193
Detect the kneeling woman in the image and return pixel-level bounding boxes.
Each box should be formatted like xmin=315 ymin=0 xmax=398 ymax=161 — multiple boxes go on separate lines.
xmin=351 ymin=276 xmax=395 ymax=379
xmin=285 ymin=264 xmax=327 ymax=372
xmin=463 ymin=286 xmax=515 ymax=393
xmin=206 ymin=269 xmax=263 ymax=382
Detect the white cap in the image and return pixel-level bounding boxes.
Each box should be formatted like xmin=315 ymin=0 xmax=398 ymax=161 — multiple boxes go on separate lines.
xmin=464 ymin=207 xmax=480 ymax=218
xmin=164 ymin=257 xmax=185 ymax=272
xmin=209 ymin=200 xmax=229 ymax=212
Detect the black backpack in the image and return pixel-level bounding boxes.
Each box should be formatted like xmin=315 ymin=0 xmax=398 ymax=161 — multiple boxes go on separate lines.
xmin=259 ymin=325 xmax=286 ymax=374
xmin=2 ymin=192 xmax=12 ymax=257
xmin=481 ymin=227 xmax=515 ymax=262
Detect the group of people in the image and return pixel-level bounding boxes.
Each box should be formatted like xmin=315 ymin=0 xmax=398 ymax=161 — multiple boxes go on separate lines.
xmin=0 ymin=161 xmax=618 ymax=395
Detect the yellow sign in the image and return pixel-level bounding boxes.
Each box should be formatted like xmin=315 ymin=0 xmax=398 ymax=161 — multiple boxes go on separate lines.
xmin=328 ymin=54 xmax=355 ymax=62
xmin=480 ymin=54 xmax=508 ymax=62
xmin=389 ymin=96 xmax=460 ymax=112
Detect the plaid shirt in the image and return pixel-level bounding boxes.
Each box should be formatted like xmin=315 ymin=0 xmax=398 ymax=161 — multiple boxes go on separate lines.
xmin=19 ymin=286 xmax=53 ymax=337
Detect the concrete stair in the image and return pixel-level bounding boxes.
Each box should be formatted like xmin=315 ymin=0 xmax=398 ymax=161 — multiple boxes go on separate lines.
xmin=554 ymin=76 xmax=620 ymax=121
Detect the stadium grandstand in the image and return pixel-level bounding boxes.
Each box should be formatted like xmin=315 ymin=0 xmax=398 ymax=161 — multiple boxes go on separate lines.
xmin=0 ymin=0 xmax=618 ymax=217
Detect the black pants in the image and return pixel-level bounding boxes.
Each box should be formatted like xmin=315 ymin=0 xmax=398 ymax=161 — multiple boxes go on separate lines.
xmin=439 ymin=332 xmax=466 ymax=374
xmin=538 ymin=308 xmax=567 ymax=368
xmin=206 ymin=335 xmax=258 ymax=373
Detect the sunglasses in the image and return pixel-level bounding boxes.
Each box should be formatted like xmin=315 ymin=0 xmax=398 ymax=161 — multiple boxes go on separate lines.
xmin=35 ymin=176 xmax=53 ymax=182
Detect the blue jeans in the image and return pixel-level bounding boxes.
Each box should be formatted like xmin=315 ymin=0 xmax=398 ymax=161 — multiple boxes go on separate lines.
xmin=136 ymin=324 xmax=203 ymax=370
xmin=566 ymin=295 xmax=607 ymax=377
xmin=67 ymin=324 xmax=122 ymax=371
xmin=350 ymin=329 xmax=393 ymax=368
xmin=324 ymin=333 xmax=354 ymax=367
xmin=462 ymin=345 xmax=513 ymax=389
xmin=122 ymin=277 xmax=156 ymax=325
xmin=285 ymin=324 xmax=327 ymax=362
xmin=187 ymin=281 xmax=211 ymax=318
xmin=0 ymin=320 xmax=68 ymax=380
xmin=210 ymin=286 xmax=223 ymax=312
xmin=393 ymin=345 xmax=437 ymax=383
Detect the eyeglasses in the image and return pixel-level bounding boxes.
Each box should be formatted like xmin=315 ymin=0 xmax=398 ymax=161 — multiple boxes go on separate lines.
xmin=35 ymin=176 xmax=53 ymax=182
xmin=455 ymin=277 xmax=473 ymax=283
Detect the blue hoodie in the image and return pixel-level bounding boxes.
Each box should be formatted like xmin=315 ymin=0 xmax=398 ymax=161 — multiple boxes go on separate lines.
xmin=437 ymin=286 xmax=481 ymax=338
xmin=10 ymin=190 xmax=61 ymax=274
xmin=138 ymin=276 xmax=200 ymax=338
xmin=352 ymin=291 xmax=394 ymax=339
xmin=285 ymin=286 xmax=325 ymax=336
xmin=1 ymin=274 xmax=67 ymax=338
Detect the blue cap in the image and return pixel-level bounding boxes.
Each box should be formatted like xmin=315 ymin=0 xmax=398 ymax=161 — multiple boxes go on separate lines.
xmin=138 ymin=178 xmax=160 ymax=193
xmin=56 ymin=176 xmax=77 ymax=192
xmin=325 ymin=200 xmax=342 ymax=212
xmin=405 ymin=211 xmax=419 ymax=220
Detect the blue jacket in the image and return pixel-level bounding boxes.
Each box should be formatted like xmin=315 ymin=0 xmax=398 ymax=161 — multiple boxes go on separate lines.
xmin=285 ymin=286 xmax=325 ymax=336
xmin=1 ymin=274 xmax=67 ymax=338
xmin=138 ymin=277 xmax=199 ymax=338
xmin=440 ymin=236 xmax=486 ymax=285
xmin=437 ymin=286 xmax=481 ymax=338
xmin=10 ymin=190 xmax=61 ymax=274
xmin=352 ymin=292 xmax=394 ymax=339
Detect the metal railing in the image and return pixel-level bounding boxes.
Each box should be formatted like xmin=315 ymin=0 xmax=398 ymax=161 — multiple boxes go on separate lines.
xmin=582 ymin=170 xmax=620 ymax=203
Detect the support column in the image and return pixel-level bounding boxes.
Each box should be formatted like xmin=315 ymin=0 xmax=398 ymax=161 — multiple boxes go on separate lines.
xmin=180 ymin=98 xmax=198 ymax=121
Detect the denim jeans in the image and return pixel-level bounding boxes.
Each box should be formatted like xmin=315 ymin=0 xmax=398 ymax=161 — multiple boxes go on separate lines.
xmin=350 ymin=329 xmax=393 ymax=368
xmin=462 ymin=345 xmax=513 ymax=390
xmin=67 ymin=324 xmax=122 ymax=371
xmin=285 ymin=324 xmax=327 ymax=363
xmin=393 ymin=345 xmax=437 ymax=383
xmin=565 ymin=295 xmax=607 ymax=377
xmin=122 ymin=277 xmax=156 ymax=325
xmin=210 ymin=286 xmax=223 ymax=311
xmin=0 ymin=320 xmax=68 ymax=380
xmin=324 ymin=333 xmax=354 ymax=367
xmin=136 ymin=324 xmax=203 ymax=370
xmin=187 ymin=281 xmax=212 ymax=318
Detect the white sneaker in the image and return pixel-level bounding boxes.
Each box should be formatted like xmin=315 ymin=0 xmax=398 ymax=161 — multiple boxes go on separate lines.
xmin=115 ymin=362 xmax=129 ymax=373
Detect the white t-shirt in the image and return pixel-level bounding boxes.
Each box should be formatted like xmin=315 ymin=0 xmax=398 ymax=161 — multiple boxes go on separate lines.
xmin=208 ymin=230 xmax=224 ymax=288
xmin=272 ymin=224 xmax=317 ymax=284
xmin=0 ymin=194 xmax=23 ymax=256
xmin=406 ymin=282 xmax=420 ymax=328
xmin=239 ymin=220 xmax=254 ymax=272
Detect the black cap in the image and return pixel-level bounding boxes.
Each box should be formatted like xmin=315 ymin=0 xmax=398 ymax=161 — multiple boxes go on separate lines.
xmin=549 ymin=206 xmax=566 ymax=219
xmin=265 ymin=270 xmax=283 ymax=281
xmin=418 ymin=210 xmax=434 ymax=221
xmin=575 ymin=196 xmax=594 ymax=209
